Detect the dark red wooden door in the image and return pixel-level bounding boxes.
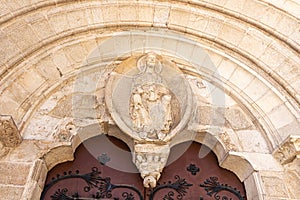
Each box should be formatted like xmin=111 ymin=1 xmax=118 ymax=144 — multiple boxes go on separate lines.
xmin=41 ymin=135 xmax=246 ymax=200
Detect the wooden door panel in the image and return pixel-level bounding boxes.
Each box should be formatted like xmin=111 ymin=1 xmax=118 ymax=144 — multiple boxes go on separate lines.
xmin=41 ymin=135 xmax=246 ymax=200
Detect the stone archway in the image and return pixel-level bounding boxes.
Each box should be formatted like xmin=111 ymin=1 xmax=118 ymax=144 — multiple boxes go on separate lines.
xmin=0 ymin=1 xmax=299 ymax=199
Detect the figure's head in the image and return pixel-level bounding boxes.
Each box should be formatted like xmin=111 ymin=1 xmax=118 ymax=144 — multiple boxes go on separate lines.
xmin=145 ymin=53 xmax=157 ymax=68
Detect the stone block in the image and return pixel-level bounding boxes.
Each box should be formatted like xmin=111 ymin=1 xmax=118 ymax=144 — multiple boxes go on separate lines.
xmin=51 ymin=50 xmax=73 ymax=75
xmin=161 ymin=37 xmax=178 ymax=56
xmin=238 ymin=30 xmax=270 ymax=58
xmin=48 ymin=12 xmax=70 ymax=34
xmin=276 ymin=61 xmax=300 ymax=83
xmin=195 ymin=106 xmax=226 ymax=126
xmin=0 ymin=32 xmax=22 ymax=63
xmin=153 ymin=5 xmax=170 ymax=27
xmin=0 ymin=2 xmax=11 ymax=19
xmin=138 ymin=5 xmax=154 ymax=24
xmin=168 ymin=8 xmax=190 ymax=28
xmin=243 ymin=78 xmax=269 ymax=102
xmin=43 ymin=144 xmax=74 ymax=170
xmin=229 ymin=67 xmax=254 ymax=90
xmin=284 ymin=158 xmax=300 ymax=199
xmin=18 ymin=68 xmax=45 ymax=94
xmin=36 ymin=56 xmax=62 ymax=82
xmin=255 ymin=90 xmax=284 ymax=114
xmin=217 ymin=58 xmax=237 ymax=80
xmin=90 ymin=7 xmax=104 ymax=24
xmin=119 ymin=5 xmax=138 ymax=22
xmin=291 ymin=79 xmax=300 ymax=95
xmin=102 ymin=5 xmax=119 ymax=23
xmin=190 ymin=46 xmax=209 ymax=69
xmin=81 ymin=38 xmax=99 ymax=55
xmin=0 ymin=96 xmax=19 ymax=119
xmin=205 ymin=18 xmax=223 ymax=38
xmin=267 ymin=104 xmax=295 ymax=130
xmin=259 ymin=7 xmax=282 ymax=28
xmin=205 ymin=50 xmax=223 ymax=69
xmin=283 ymin=0 xmax=300 ymax=18
xmin=21 ymin=181 xmax=42 ymax=200
xmin=5 ymin=140 xmax=45 ymax=162
xmin=67 ymin=9 xmax=88 ymax=30
xmin=259 ymin=46 xmax=286 ymax=70
xmin=241 ymin=0 xmax=266 ymax=23
xmin=28 ymin=159 xmax=48 ymax=189
xmin=0 ymin=162 xmax=31 ymax=185
xmin=64 ymin=43 xmax=87 ymax=64
xmin=0 ymin=185 xmax=24 ymax=200
xmin=276 ymin=15 xmax=299 ymax=37
xmin=209 ymin=87 xmax=227 ymax=107
xmin=188 ymin=12 xmax=209 ymax=32
xmin=23 ymin=115 xmax=61 ymax=140
xmin=244 ymin=172 xmax=265 ymax=200
xmin=278 ymin=120 xmax=300 ymax=142
xmin=236 ymin=130 xmax=270 ymax=153
xmin=217 ymin=22 xmax=246 ymax=46
xmin=2 ymin=0 xmax=23 ymax=11
xmin=175 ymin=40 xmax=195 ymax=62
xmin=225 ymin=107 xmax=254 ymax=130
xmin=261 ymin=173 xmax=289 ymax=198
xmin=5 ymin=81 xmax=30 ymax=105
xmin=223 ymin=0 xmax=246 ymax=13
xmin=30 ymin=17 xmax=56 ymax=41
xmin=72 ymin=94 xmax=97 ymax=109
xmin=5 ymin=20 xmax=38 ymax=53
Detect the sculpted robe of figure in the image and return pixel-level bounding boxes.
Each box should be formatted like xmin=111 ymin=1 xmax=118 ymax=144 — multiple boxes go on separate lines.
xmin=129 ymin=53 xmax=174 ymax=140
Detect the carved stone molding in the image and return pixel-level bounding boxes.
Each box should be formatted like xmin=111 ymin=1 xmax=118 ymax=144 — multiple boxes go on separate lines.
xmin=273 ymin=135 xmax=300 ymax=165
xmin=0 ymin=115 xmax=22 ymax=147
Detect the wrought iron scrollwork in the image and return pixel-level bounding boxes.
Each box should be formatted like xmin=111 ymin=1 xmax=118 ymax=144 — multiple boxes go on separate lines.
xmin=199 ymin=177 xmax=245 ymax=200
xmin=40 ymin=167 xmax=143 ymax=200
xmin=149 ymin=175 xmax=193 ymax=200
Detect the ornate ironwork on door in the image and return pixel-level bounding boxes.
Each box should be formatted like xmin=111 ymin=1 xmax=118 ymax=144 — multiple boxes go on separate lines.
xmin=41 ymin=135 xmax=246 ymax=200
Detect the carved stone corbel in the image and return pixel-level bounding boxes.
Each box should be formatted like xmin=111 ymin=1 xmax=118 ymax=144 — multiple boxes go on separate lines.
xmin=0 ymin=115 xmax=22 ymax=148
xmin=273 ymin=135 xmax=300 ymax=165
xmin=133 ymin=144 xmax=170 ymax=188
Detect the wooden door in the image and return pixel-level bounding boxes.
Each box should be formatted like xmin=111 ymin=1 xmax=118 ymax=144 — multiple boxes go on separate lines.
xmin=41 ymin=135 xmax=246 ymax=200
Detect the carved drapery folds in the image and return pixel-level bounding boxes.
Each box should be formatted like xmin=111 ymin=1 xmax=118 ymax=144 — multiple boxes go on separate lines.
xmin=0 ymin=115 xmax=22 ymax=148
xmin=105 ymin=52 xmax=192 ymax=187
xmin=130 ymin=53 xmax=173 ymax=140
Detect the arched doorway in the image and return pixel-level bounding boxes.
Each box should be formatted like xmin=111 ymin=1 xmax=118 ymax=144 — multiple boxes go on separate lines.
xmin=41 ymin=135 xmax=246 ymax=200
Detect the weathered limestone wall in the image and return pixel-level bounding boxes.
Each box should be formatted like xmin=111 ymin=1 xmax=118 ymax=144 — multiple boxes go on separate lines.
xmin=0 ymin=0 xmax=299 ymax=199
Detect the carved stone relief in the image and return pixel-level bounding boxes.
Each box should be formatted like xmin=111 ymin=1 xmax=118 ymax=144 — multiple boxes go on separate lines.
xmin=129 ymin=53 xmax=174 ymax=140
xmin=0 ymin=115 xmax=22 ymax=148
xmin=105 ymin=52 xmax=192 ymax=187
xmin=52 ymin=119 xmax=77 ymax=142
xmin=273 ymin=135 xmax=300 ymax=165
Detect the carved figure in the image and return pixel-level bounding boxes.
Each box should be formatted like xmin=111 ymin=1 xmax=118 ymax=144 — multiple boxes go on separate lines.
xmin=129 ymin=53 xmax=173 ymax=140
